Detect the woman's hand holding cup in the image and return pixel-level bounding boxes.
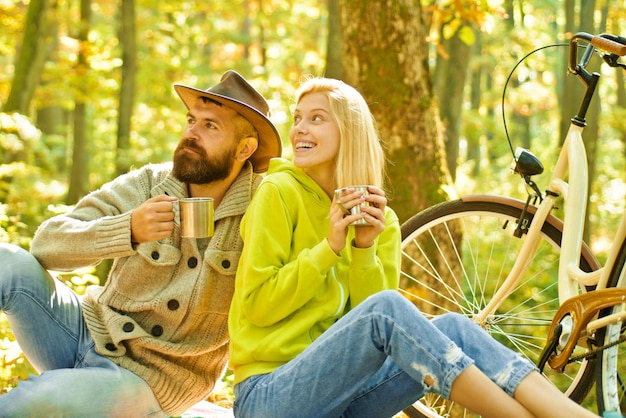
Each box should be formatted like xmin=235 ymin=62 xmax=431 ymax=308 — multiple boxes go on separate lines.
xmin=333 ymin=185 xmax=386 ymax=249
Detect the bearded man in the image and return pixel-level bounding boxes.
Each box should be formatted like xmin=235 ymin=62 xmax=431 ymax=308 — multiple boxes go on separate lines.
xmin=0 ymin=70 xmax=281 ymax=417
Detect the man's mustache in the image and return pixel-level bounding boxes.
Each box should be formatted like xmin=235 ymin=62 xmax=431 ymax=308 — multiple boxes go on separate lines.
xmin=178 ymin=140 xmax=206 ymax=156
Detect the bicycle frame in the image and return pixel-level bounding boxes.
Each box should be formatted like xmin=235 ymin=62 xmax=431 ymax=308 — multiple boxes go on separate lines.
xmin=474 ymin=34 xmax=626 ymax=341
xmin=473 ymin=123 xmax=596 ymax=322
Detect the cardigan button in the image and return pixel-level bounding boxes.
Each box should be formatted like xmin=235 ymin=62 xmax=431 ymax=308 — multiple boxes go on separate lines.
xmin=151 ymin=251 xmax=160 ymax=260
xmin=187 ymin=257 xmax=198 ymax=268
xmin=105 ymin=343 xmax=117 ymax=351
xmin=167 ymin=299 xmax=180 ymax=311
xmin=151 ymin=325 xmax=164 ymax=337
xmin=123 ymin=322 xmax=134 ymax=332
xmin=221 ymin=259 xmax=231 ymax=269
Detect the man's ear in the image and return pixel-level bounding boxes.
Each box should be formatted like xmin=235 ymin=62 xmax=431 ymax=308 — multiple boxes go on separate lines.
xmin=236 ymin=136 xmax=259 ymax=161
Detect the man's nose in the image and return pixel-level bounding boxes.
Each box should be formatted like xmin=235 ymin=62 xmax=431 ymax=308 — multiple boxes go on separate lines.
xmin=186 ymin=123 xmax=200 ymax=139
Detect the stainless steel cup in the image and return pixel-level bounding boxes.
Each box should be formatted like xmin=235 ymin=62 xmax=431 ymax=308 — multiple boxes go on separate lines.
xmin=178 ymin=197 xmax=214 ymax=238
xmin=334 ymin=185 xmax=370 ymax=226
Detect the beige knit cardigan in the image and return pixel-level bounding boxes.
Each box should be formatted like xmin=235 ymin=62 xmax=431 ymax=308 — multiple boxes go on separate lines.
xmin=30 ymin=162 xmax=261 ymax=415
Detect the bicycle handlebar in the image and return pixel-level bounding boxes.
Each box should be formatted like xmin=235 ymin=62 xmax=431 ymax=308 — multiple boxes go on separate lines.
xmin=568 ymin=32 xmax=626 ymax=74
xmin=504 ymin=32 xmax=626 ymax=159
xmin=590 ymin=35 xmax=626 ymax=56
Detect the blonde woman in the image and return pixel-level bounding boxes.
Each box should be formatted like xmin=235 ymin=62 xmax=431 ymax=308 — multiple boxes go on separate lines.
xmin=228 ymin=78 xmax=596 ymax=418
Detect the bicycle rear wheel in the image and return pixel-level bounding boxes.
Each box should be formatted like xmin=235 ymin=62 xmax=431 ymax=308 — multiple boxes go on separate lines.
xmin=399 ymin=196 xmax=599 ymax=418
xmin=596 ymin=238 xmax=626 ymax=415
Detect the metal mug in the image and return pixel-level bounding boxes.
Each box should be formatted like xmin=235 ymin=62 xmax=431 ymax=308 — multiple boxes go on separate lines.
xmin=176 ymin=197 xmax=214 ymax=238
xmin=334 ymin=185 xmax=371 ymax=226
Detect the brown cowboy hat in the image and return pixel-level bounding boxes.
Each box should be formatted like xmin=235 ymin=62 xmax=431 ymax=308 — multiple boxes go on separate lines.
xmin=174 ymin=70 xmax=282 ymax=172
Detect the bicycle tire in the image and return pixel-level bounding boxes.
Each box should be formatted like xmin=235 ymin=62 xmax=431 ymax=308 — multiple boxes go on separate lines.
xmin=595 ymin=237 xmax=626 ymax=415
xmin=399 ymin=196 xmax=599 ymax=418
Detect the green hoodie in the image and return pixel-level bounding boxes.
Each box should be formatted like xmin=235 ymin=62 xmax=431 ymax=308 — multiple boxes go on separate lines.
xmin=228 ymin=158 xmax=401 ymax=385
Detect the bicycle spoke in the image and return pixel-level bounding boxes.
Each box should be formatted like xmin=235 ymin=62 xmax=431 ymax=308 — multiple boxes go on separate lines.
xmin=400 ymin=198 xmax=598 ymax=417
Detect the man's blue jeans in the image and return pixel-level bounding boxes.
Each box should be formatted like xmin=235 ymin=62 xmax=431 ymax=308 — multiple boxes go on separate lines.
xmin=233 ymin=289 xmax=536 ymax=418
xmin=0 ymin=243 xmax=166 ymax=417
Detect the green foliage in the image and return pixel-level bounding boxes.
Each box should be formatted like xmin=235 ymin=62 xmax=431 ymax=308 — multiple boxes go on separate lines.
xmin=0 ymin=111 xmax=99 ymax=391
xmin=0 ymin=313 xmax=36 ymax=395
xmin=1 ymin=0 xmax=331 ymax=191
xmin=0 ymin=112 xmax=68 ymax=246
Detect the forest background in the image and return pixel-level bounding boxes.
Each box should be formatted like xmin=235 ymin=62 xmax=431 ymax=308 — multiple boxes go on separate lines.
xmin=1 ymin=0 xmax=626 ymax=409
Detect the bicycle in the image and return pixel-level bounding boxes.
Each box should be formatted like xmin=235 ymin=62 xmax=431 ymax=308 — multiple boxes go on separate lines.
xmin=399 ymin=32 xmax=626 ymax=418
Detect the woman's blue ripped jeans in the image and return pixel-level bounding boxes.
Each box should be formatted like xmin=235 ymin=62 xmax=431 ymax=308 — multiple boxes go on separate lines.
xmin=233 ymin=289 xmax=536 ymax=418
xmin=0 ymin=243 xmax=166 ymax=418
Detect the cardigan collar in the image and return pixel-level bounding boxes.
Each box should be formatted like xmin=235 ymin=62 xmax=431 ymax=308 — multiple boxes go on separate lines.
xmin=151 ymin=161 xmax=259 ymax=222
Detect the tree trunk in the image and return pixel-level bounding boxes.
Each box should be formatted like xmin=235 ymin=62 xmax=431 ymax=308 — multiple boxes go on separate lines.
xmin=467 ymin=35 xmax=484 ymax=177
xmin=116 ymin=0 xmax=137 ymax=176
xmin=325 ymin=0 xmax=343 ymax=79
xmin=339 ymin=0 xmax=456 ymax=317
xmin=338 ymin=0 xmax=451 ymax=223
xmin=616 ymin=68 xmax=626 ymax=162
xmin=37 ymin=106 xmax=69 ymax=173
xmin=580 ymin=0 xmax=601 ymax=244
xmin=559 ymin=0 xmax=581 ymax=145
xmin=66 ymin=0 xmax=92 ymax=204
xmin=3 ymin=0 xmax=53 ymax=115
xmin=434 ymin=27 xmax=473 ymax=181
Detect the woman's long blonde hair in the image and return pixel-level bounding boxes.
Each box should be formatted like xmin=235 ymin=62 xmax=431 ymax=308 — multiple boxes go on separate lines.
xmin=295 ymin=77 xmax=385 ymax=189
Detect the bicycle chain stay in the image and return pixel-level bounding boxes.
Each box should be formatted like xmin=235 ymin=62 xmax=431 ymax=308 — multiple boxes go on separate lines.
xmin=544 ymin=288 xmax=626 ymax=372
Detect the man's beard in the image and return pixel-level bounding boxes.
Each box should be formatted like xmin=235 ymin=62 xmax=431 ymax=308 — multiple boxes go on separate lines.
xmin=172 ymin=140 xmax=238 ymax=184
